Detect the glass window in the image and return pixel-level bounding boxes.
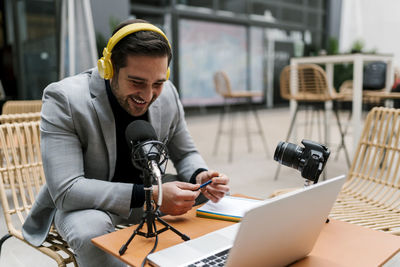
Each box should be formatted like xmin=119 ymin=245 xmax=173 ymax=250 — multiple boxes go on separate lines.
xmin=0 ymin=12 xmax=3 ymax=47
xmin=281 ymin=7 xmax=303 ymax=24
xmin=284 ymin=0 xmax=304 ymax=5
xmin=177 ymin=0 xmax=214 ymax=9
xmin=131 ymin=0 xmax=170 ymax=7
xmin=16 ymin=0 xmax=58 ymax=99
xmin=308 ymin=0 xmax=322 ymax=9
xmin=179 ymin=19 xmax=247 ymax=106
xmin=130 ymin=13 xmax=165 ymax=26
xmin=251 ymin=2 xmax=278 ymax=19
xmin=250 ymin=27 xmax=263 ymax=94
xmin=307 ymin=11 xmax=320 ymax=28
xmin=219 ymin=0 xmax=247 ymax=14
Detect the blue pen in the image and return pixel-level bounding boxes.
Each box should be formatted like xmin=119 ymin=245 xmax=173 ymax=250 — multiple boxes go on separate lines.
xmin=197 ymin=180 xmax=212 ymax=190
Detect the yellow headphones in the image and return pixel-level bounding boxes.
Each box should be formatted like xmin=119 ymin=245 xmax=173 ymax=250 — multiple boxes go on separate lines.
xmin=97 ymin=22 xmax=171 ymax=80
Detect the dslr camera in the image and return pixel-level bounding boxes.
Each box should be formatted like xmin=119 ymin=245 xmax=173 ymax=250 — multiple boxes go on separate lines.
xmin=274 ymin=139 xmax=330 ymax=183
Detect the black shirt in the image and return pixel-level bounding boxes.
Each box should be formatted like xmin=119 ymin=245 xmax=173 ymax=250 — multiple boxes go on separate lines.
xmin=105 ymin=80 xmax=145 ymax=208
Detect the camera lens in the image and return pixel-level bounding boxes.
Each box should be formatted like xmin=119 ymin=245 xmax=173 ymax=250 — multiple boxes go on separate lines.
xmin=273 ymin=141 xmax=303 ymax=170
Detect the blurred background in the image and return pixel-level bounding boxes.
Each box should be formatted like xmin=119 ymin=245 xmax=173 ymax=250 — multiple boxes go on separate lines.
xmin=2 ymin=1 xmax=400 ymax=266
xmin=1 ymin=0 xmax=399 ymax=107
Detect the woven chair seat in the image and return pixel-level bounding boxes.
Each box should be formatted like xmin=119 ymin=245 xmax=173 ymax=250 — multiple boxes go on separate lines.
xmin=221 ymin=91 xmax=263 ymax=99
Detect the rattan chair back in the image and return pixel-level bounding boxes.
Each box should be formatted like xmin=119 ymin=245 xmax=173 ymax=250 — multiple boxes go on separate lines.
xmin=0 ymin=121 xmax=77 ymax=266
xmin=214 ymin=71 xmax=233 ymax=97
xmin=0 ymin=112 xmax=41 ymax=124
xmin=0 ymin=113 xmax=41 ymax=188
xmin=280 ymin=64 xmax=336 ymax=102
xmin=2 ymin=100 xmax=42 ymax=115
xmin=330 ymin=107 xmax=400 ymax=234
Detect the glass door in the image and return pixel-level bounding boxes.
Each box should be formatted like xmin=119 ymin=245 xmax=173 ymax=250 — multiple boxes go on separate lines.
xmin=10 ymin=0 xmax=59 ymax=99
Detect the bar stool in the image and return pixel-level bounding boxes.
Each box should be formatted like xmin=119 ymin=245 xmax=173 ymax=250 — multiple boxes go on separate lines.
xmin=213 ymin=71 xmax=270 ymax=162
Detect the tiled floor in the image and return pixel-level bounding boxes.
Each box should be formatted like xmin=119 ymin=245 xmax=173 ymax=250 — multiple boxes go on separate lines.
xmin=0 ymin=106 xmax=398 ymax=266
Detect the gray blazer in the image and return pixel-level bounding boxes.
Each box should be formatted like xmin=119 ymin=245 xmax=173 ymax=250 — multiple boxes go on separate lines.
xmin=22 ymin=68 xmax=207 ymax=246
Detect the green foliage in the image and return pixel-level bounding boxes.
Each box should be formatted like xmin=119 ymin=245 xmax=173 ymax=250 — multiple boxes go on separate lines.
xmin=96 ymin=32 xmax=107 ymax=58
xmin=109 ymin=16 xmax=121 ymax=33
xmin=351 ymin=39 xmax=364 ymax=53
xmin=303 ymin=43 xmax=319 ymax=56
xmin=334 ymin=64 xmax=353 ymax=91
xmin=328 ymin=37 xmax=353 ymax=90
xmin=95 ymin=16 xmax=122 ymax=58
xmin=327 ymin=37 xmax=339 ymax=55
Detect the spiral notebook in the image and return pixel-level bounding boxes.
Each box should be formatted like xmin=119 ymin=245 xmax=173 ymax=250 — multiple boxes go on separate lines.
xmin=196 ymin=195 xmax=264 ymax=222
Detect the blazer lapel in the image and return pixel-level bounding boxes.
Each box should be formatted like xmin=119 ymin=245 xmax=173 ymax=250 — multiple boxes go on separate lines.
xmin=89 ymin=68 xmax=116 ymax=180
xmin=149 ymin=99 xmax=162 ymax=140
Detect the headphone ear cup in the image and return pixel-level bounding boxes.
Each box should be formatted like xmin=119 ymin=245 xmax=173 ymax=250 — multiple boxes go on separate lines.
xmin=166 ymin=67 xmax=170 ymax=80
xmin=97 ymin=58 xmax=106 ymax=79
xmin=102 ymin=58 xmax=114 ymax=80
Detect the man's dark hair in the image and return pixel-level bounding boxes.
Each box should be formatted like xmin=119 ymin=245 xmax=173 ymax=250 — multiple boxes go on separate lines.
xmin=110 ymin=19 xmax=172 ymax=76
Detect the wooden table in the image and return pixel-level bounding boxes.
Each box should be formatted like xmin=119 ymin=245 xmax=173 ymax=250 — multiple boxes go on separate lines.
xmin=92 ymin=207 xmax=400 ymax=267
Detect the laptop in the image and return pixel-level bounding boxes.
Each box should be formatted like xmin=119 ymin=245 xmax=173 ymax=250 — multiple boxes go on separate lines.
xmin=147 ymin=175 xmax=346 ymax=267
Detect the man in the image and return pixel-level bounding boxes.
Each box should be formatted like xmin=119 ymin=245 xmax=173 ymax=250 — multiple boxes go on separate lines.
xmin=22 ymin=19 xmax=229 ymax=267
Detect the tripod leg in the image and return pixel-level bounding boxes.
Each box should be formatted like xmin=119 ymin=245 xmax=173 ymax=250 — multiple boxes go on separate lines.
xmin=335 ymin=109 xmax=352 ymax=160
xmin=244 ymin=103 xmax=252 ymax=153
xmin=156 ymin=216 xmax=190 ymax=241
xmin=304 ymin=106 xmax=310 ymax=138
xmin=333 ymin=108 xmax=351 ymax=167
xmin=119 ymin=219 xmax=146 ymax=255
xmin=251 ymin=103 xmax=271 ymax=158
xmin=213 ymin=102 xmax=226 ymax=155
xmin=274 ymin=105 xmax=299 ymax=181
xmin=228 ymin=103 xmax=234 ymax=162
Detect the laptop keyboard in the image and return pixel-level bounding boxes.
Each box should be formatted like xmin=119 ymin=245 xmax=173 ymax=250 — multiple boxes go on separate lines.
xmin=186 ymin=249 xmax=230 ymax=267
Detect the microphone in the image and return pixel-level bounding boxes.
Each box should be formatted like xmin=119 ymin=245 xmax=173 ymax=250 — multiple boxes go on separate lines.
xmin=125 ymin=120 xmax=168 ymax=206
xmin=120 ymin=121 xmax=189 ymax=256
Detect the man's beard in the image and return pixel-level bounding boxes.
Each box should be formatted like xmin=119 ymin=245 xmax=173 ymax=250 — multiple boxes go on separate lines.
xmin=110 ymin=78 xmax=155 ymax=117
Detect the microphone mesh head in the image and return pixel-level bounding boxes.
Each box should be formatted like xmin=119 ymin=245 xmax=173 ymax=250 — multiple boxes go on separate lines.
xmin=125 ymin=120 xmax=168 ymax=173
xmin=125 ymin=120 xmax=157 ymax=146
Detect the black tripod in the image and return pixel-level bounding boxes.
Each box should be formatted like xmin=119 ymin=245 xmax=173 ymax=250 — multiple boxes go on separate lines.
xmin=119 ymin=169 xmax=190 ymax=255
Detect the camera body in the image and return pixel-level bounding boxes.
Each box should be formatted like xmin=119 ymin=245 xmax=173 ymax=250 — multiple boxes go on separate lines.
xmin=274 ymin=139 xmax=330 ymax=183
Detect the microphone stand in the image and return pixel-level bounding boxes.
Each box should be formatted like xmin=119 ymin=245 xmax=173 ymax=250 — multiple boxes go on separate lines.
xmin=119 ymin=167 xmax=190 ymax=256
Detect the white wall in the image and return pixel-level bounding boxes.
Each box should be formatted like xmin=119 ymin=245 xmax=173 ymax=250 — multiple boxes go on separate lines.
xmin=340 ymin=0 xmax=400 ymax=67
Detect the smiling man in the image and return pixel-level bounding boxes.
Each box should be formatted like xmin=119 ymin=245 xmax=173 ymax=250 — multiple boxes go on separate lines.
xmin=22 ymin=19 xmax=230 ymax=267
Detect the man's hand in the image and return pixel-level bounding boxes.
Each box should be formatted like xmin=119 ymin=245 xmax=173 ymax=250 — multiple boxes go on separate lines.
xmin=152 ymin=181 xmax=200 ymax=216
xmin=195 ymin=170 xmax=230 ymax=203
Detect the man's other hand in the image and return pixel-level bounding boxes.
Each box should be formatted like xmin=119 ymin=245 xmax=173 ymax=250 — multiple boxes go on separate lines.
xmin=153 ymin=182 xmax=200 ymax=215
xmin=195 ymin=170 xmax=230 ymax=203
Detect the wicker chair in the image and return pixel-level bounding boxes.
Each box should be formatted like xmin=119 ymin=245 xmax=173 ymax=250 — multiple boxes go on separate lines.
xmin=0 ymin=113 xmax=41 ymax=189
xmin=0 ymin=121 xmax=77 ymax=266
xmin=2 ymin=100 xmax=42 ymax=114
xmin=213 ymin=71 xmax=270 ymax=162
xmin=334 ymin=80 xmax=400 ymax=159
xmin=337 ymin=80 xmax=400 ymax=105
xmin=330 ymin=107 xmax=400 ymax=235
xmin=274 ymin=64 xmax=351 ymax=180
xmin=0 ymin=112 xmax=41 ymax=124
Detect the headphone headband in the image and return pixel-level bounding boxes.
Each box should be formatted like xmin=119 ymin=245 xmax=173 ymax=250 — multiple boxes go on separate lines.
xmin=106 ymin=23 xmax=171 ymax=54
xmin=98 ymin=23 xmax=171 ymax=80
